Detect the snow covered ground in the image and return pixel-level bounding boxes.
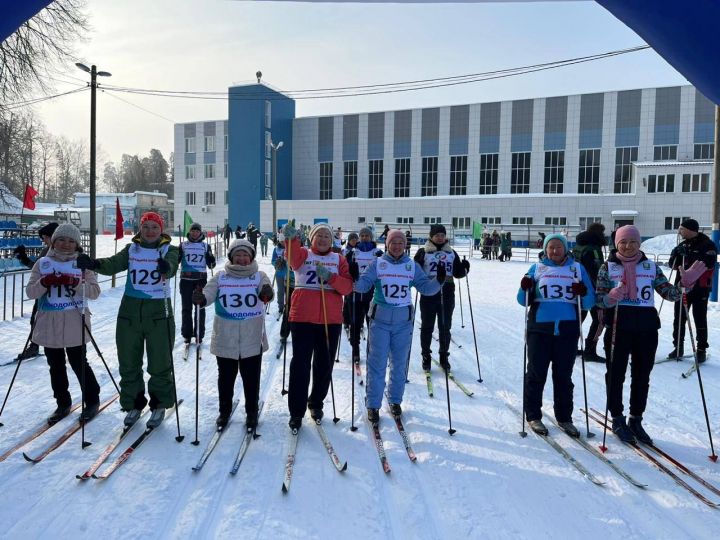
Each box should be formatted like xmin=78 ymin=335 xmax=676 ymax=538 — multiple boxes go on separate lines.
xmin=0 ymin=235 xmax=719 ymax=539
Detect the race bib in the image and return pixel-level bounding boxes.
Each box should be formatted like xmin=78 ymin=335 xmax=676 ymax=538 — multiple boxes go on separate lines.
xmin=214 ymin=272 xmax=263 ymax=320
xmin=181 ymin=241 xmax=207 ymax=273
xmin=353 ymin=249 xmax=376 ymax=274
xmin=377 ymin=260 xmax=414 ymax=306
xmin=125 ymin=245 xmax=169 ymax=299
xmin=608 ymin=261 xmax=656 ymax=308
xmin=534 ymin=262 xmax=581 ymax=303
xmin=37 ymin=258 xmax=82 ymax=312
xmin=423 ymin=251 xmax=454 ymax=278
xmin=294 ymin=252 xmax=339 ymax=290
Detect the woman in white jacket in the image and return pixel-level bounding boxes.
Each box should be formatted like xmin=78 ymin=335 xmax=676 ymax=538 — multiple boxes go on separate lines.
xmin=193 ymin=240 xmax=273 ymax=430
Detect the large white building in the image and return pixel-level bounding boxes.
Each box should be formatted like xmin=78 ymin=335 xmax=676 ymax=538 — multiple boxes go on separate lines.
xmin=174 ymin=83 xmax=715 ymax=239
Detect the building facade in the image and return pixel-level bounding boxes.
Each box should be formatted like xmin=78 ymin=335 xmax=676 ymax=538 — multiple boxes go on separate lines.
xmin=174 ymin=84 xmax=715 ymax=238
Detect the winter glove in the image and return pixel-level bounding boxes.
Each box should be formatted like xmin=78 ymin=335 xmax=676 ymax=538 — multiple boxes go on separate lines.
xmin=157 ymin=257 xmax=170 ymax=275
xmin=349 ymin=261 xmax=360 ymax=282
xmin=607 ymin=282 xmax=627 ymax=303
xmin=191 ymin=286 xmax=206 ymax=306
xmin=13 ymin=244 xmax=26 ymax=259
xmin=375 ymin=250 xmax=383 ymax=257
xmin=274 ymin=258 xmax=287 ymax=270
xmin=40 ymin=274 xmax=79 ymax=288
xmin=461 ymin=258 xmax=470 ymax=275
xmin=206 ymin=252 xmax=216 ymax=269
xmin=315 ymin=263 xmax=333 ymax=283
xmin=520 ymin=276 xmax=534 ymax=290
xmin=259 ymin=284 xmax=274 ymax=303
xmin=281 ymin=222 xmax=298 ymax=240
xmin=679 ymin=260 xmax=706 ymax=289
xmin=570 ymin=282 xmax=588 ymax=297
xmin=436 ymin=262 xmax=447 ymax=284
xmin=75 ymin=254 xmax=100 ymax=271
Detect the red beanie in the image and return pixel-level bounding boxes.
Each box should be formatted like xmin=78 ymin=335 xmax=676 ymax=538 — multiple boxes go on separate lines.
xmin=140 ymin=211 xmax=164 ymax=232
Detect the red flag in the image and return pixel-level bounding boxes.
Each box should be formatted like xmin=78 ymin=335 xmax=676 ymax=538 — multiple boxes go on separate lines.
xmin=115 ymin=198 xmax=124 ymax=240
xmin=22 ymin=184 xmax=39 ymax=210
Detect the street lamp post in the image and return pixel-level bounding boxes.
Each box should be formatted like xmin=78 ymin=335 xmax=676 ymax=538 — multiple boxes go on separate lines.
xmin=76 ymin=62 xmax=111 ymax=258
xmin=270 ymin=140 xmax=284 ymax=235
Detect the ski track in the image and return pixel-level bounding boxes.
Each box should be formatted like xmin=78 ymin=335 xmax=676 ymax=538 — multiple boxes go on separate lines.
xmin=1 ymin=239 xmax=719 ymax=538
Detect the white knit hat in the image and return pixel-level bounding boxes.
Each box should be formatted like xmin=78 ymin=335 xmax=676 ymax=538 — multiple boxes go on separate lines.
xmin=51 ymin=223 xmax=82 ymax=249
xmin=309 ymin=223 xmax=333 ymax=242
xmin=228 ymin=239 xmax=256 ymax=260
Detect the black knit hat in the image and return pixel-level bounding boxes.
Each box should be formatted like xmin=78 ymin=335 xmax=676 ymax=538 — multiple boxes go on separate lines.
xmin=680 ymin=219 xmax=699 ymax=232
xmin=38 ymin=222 xmax=59 ymax=239
xmin=429 ymin=224 xmax=446 ymax=237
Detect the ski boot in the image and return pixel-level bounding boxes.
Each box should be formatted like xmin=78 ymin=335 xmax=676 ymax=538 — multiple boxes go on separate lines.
xmin=79 ymin=402 xmax=100 ymax=423
xmin=557 ymin=421 xmax=580 ymax=438
xmin=628 ymin=416 xmax=653 ymax=445
xmin=16 ymin=342 xmax=40 ymax=362
xmin=612 ymin=415 xmax=636 ymax=444
xmin=288 ymin=416 xmax=302 ymax=432
xmin=367 ymin=408 xmax=380 ymax=425
xmin=421 ymin=355 xmax=431 ymax=372
xmin=696 ymin=348 xmax=707 ymax=363
xmin=528 ymin=419 xmax=548 ymax=436
xmin=309 ymin=407 xmax=324 ymax=423
xmin=124 ymin=408 xmax=142 ymax=427
xmin=246 ymin=410 xmax=258 ymax=431
xmin=47 ymin=405 xmax=71 ymax=426
xmin=582 ymin=342 xmax=606 ymax=363
xmin=216 ymin=412 xmax=230 ymax=429
xmin=389 ymin=403 xmax=402 ymax=418
xmin=439 ymin=355 xmax=451 ymax=372
xmin=666 ymin=347 xmax=684 ymax=360
xmin=146 ymin=408 xmax=166 ymax=429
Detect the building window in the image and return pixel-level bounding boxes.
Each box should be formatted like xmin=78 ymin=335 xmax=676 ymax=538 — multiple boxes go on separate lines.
xmin=512 ymin=217 xmax=533 ymax=225
xmin=224 ymin=190 xmax=228 ymax=205
xmin=543 ymin=150 xmax=564 ymax=194
xmin=185 ymin=192 xmax=196 ymax=205
xmin=578 ymin=149 xmax=600 ymax=194
xmin=224 ymin=134 xmax=228 ymax=151
xmin=449 ymin=155 xmax=468 ymax=196
xmin=224 ymin=162 xmax=228 ymax=178
xmin=343 ymin=161 xmax=358 ymax=198
xmin=394 ymin=158 xmax=410 ymax=198
xmin=653 ymin=145 xmax=677 ymax=161
xmin=481 ymin=217 xmax=501 ymax=225
xmin=265 ymin=159 xmax=271 ymax=191
xmin=511 ymin=152 xmax=531 ymax=194
xmin=647 ymin=174 xmax=675 ymax=193
xmin=265 ymin=131 xmax=272 ymax=159
xmin=397 ymin=217 xmax=414 ymax=224
xmin=665 ymin=216 xmax=691 ymax=231
xmin=204 ymin=136 xmax=215 ymax=152
xmin=265 ymin=101 xmax=272 ymax=129
xmin=204 ymin=164 xmax=215 ymax=179
xmin=184 ymin=137 xmax=195 ymax=153
xmin=578 ymin=217 xmax=602 ymax=230
xmin=423 ymin=216 xmax=442 ymax=224
xmin=185 ymin=165 xmax=195 ymax=180
xmin=374 ymin=217 xmax=383 ymax=223
xmin=682 ymin=173 xmax=710 ymax=193
xmin=694 ymin=143 xmax=714 ymax=160
xmin=544 ymin=217 xmax=567 ymax=226
xmin=421 ymin=157 xmax=438 ymax=197
xmin=452 ymin=217 xmax=471 ymax=229
xmin=358 ymin=216 xmax=366 ymax=223
xmin=369 ymin=160 xmax=383 ymax=199
xmin=204 ymin=191 xmax=215 ymax=205
xmin=479 ymin=153 xmax=498 ymax=195
xmin=320 ymin=162 xmax=333 ymax=200
xmin=614 ymin=147 xmax=637 ymax=193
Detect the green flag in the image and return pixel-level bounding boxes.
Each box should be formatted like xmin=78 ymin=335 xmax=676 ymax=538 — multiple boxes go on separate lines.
xmin=472 ymin=221 xmax=483 ymax=240
xmin=183 ymin=210 xmax=194 ymax=236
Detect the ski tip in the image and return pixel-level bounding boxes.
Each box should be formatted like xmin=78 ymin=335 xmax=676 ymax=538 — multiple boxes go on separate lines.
xmin=341 ymin=462 xmax=348 ymax=472
xmin=281 ymin=483 xmax=289 ymax=494
xmin=76 ymin=474 xmax=90 ymax=480
xmin=22 ymin=452 xmax=37 ymax=463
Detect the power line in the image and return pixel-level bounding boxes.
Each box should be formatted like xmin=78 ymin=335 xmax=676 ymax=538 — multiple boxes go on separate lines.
xmin=100 ymin=89 xmax=176 ymax=123
xmin=3 ymin=86 xmax=88 ymax=110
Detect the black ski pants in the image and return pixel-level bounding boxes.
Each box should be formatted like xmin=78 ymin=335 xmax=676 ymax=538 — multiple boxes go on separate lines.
xmin=420 ymin=283 xmax=455 ymax=361
xmin=45 ymin=346 xmax=100 ymax=409
xmin=180 ymin=278 xmax=207 ymax=342
xmin=524 ymin=331 xmax=577 ymax=422
xmin=581 ymin=306 xmax=603 ymax=347
xmin=603 ymin=328 xmax=658 ymax=418
xmin=672 ymin=287 xmax=709 ymax=350
xmin=216 ymin=354 xmax=261 ymax=417
xmin=343 ymin=292 xmax=371 ymax=358
xmin=288 ymin=322 xmax=340 ymax=418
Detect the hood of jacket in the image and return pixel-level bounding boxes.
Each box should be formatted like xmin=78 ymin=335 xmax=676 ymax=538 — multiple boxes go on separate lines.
xmin=380 ymin=252 xmax=411 ymax=265
xmin=575 ymin=230 xmax=606 ymax=247
xmin=423 ymin=240 xmax=453 ymax=254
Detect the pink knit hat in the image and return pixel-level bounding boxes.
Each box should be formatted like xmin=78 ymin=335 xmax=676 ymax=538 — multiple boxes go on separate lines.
xmin=614 ymin=225 xmax=641 ymax=245
xmin=385 ymin=229 xmax=406 ymax=246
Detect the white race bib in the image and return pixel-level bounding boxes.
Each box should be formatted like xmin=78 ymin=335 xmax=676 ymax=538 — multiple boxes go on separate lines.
xmin=37 ymin=258 xmax=82 ymax=312
xmin=214 ymin=272 xmax=263 ymax=320
xmin=125 ymin=245 xmax=169 ymax=299
xmin=353 ymin=249 xmax=376 ymax=274
xmin=608 ymin=261 xmax=656 ymax=308
xmin=423 ymin=251 xmax=454 ymax=278
xmin=534 ymin=262 xmax=581 ymax=303
xmin=294 ymin=252 xmax=339 ymax=290
xmin=181 ymin=241 xmax=207 ymax=273
xmin=377 ymin=259 xmax=414 ymax=306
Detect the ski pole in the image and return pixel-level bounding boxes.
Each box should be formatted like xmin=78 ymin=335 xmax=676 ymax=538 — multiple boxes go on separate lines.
xmin=82 ymin=323 xmax=120 ymax=394
xmin=350 ymin=292 xmax=358 ymax=432
xmin=80 ymin=271 xmax=91 ymax=449
xmin=0 ymin=328 xmax=35 ymax=427
xmin=281 ymin=234 xmax=293 ymax=396
xmin=319 ymin=273 xmax=340 ymax=424
xmin=657 ymin=266 xmax=674 ymax=315
xmin=161 ymin=269 xmax=184 ymax=443
xmin=520 ymin=284 xmax=529 ymax=438
xmin=464 ymin=257 xmax=483 ymax=383
xmin=575 ymin=277 xmax=594 ymax=439
xmin=191 ymin=300 xmax=201 ymax=446
xmin=438 ymin=283 xmax=455 ymax=435
xmin=681 ymin=295 xmax=717 ymax=461
xmin=405 ymin=290 xmax=419 ymax=383
xmin=265 ymin=272 xmax=276 ymax=315
xmin=600 ymin=303 xmax=619 ymax=453
xmin=458 ymin=275 xmax=465 ymax=329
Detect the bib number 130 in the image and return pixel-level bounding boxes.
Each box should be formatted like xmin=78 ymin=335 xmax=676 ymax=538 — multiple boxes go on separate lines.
xmin=382 ymin=284 xmax=409 ymax=300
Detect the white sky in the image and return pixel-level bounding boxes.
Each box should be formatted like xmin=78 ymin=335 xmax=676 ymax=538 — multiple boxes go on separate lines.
xmin=31 ymin=0 xmax=687 ymax=167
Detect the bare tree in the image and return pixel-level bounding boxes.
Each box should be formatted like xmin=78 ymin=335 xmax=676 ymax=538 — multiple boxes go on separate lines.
xmin=54 ymin=136 xmax=88 ymax=203
xmin=0 ymin=0 xmax=88 ymax=106
xmin=103 ymin=161 xmax=123 ymax=192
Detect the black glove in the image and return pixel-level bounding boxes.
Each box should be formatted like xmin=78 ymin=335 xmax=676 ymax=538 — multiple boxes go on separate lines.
xmin=191 ymin=286 xmax=206 ymax=306
xmin=206 ymin=252 xmax=216 ymax=269
xmin=259 ymin=284 xmax=274 ymax=303
xmin=436 ymin=262 xmax=447 ymax=284
xmin=571 ymin=282 xmax=587 ymax=297
xmin=461 ymin=258 xmax=470 ymax=275
xmin=76 ymin=254 xmax=100 ymax=271
xmin=13 ymin=245 xmax=26 ymax=259
xmin=375 ymin=250 xmax=383 ymax=257
xmin=157 ymin=258 xmax=170 ymax=275
xmin=520 ymin=276 xmax=534 ymax=290
xmin=349 ymin=261 xmax=360 ymax=282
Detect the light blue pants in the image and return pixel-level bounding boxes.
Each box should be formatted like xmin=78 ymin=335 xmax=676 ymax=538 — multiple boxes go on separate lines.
xmin=365 ymin=317 xmax=413 ymax=409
